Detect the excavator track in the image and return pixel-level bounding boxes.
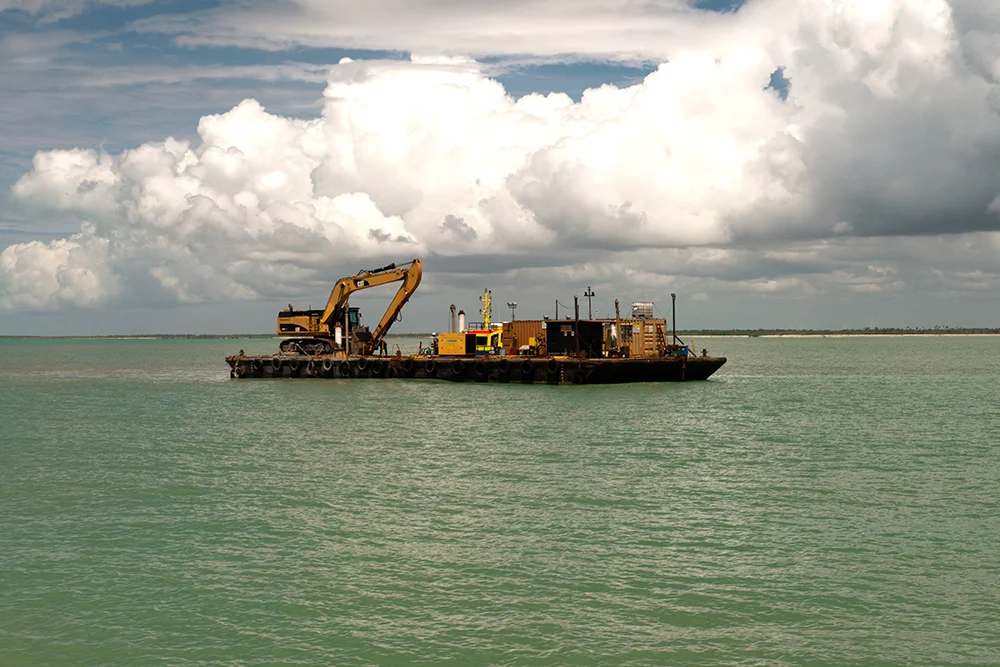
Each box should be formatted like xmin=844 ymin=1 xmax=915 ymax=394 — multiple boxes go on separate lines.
xmin=278 ymin=338 xmax=334 ymax=356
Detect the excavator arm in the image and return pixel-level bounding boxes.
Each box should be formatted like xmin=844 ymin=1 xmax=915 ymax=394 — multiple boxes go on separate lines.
xmin=360 ymin=260 xmax=422 ymax=354
xmin=318 ymin=259 xmax=422 ymax=336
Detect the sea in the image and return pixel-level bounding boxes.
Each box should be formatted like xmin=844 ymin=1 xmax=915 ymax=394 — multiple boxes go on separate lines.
xmin=1 ymin=335 xmax=998 ymax=666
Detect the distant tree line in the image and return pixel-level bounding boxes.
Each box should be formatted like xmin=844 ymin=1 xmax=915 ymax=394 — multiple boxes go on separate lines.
xmin=6 ymin=326 xmax=1000 ymax=340
xmin=676 ymin=326 xmax=1000 ymax=336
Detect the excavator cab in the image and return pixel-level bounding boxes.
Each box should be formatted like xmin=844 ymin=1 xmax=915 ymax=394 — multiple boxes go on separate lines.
xmin=347 ymin=307 xmax=361 ymax=329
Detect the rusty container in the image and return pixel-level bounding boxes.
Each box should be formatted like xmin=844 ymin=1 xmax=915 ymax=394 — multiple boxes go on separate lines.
xmin=502 ymin=320 xmax=546 ymax=353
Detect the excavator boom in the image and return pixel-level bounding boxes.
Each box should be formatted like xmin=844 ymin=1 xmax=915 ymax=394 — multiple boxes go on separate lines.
xmin=363 ymin=261 xmax=422 ymax=354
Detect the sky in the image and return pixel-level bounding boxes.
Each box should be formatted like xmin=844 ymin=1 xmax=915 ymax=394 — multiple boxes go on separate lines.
xmin=3 ymin=0 xmax=1000 ymax=335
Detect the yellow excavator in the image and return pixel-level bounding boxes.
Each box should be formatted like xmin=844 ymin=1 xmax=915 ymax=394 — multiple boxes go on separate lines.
xmin=276 ymin=259 xmax=422 ymax=356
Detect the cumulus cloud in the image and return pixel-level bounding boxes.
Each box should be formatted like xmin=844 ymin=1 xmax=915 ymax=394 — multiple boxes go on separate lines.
xmin=5 ymin=0 xmax=1000 ymax=313
xmin=0 ymin=223 xmax=118 ymax=309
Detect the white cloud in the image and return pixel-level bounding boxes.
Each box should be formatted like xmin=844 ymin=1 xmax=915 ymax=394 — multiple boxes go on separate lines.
xmin=0 ymin=223 xmax=118 ymax=309
xmin=0 ymin=0 xmax=151 ymax=22
xmin=131 ymin=0 xmax=711 ymax=61
xmin=5 ymin=0 xmax=1000 ymax=315
xmin=13 ymin=147 xmax=120 ymax=217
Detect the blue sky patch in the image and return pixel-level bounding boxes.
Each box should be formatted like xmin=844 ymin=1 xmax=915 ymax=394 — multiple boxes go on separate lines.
xmin=693 ymin=0 xmax=746 ymax=12
xmin=766 ymin=66 xmax=791 ymax=100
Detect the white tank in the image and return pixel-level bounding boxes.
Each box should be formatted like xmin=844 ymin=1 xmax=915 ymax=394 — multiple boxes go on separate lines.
xmin=334 ymin=323 xmax=343 ymax=347
xmin=458 ymin=310 xmax=466 ymax=332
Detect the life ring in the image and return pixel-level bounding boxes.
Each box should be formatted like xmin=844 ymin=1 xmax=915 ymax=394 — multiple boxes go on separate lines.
xmin=252 ymin=358 xmax=263 ymax=371
xmin=322 ymin=358 xmax=334 ymax=372
xmin=424 ymin=360 xmax=437 ymax=375
xmin=451 ymin=359 xmax=465 ymax=375
xmin=387 ymin=367 xmax=399 ymax=379
xmin=497 ymin=358 xmax=510 ymax=374
xmin=474 ymin=361 xmax=487 ymax=377
xmin=371 ymin=359 xmax=384 ymax=375
xmin=339 ymin=361 xmax=351 ymax=377
xmin=547 ymin=359 xmax=560 ymax=374
xmin=520 ymin=359 xmax=533 ymax=375
xmin=401 ymin=358 xmax=414 ymax=373
xmin=356 ymin=357 xmax=368 ymax=371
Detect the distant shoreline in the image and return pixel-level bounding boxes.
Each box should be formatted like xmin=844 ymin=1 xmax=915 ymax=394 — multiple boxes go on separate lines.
xmin=691 ymin=333 xmax=1000 ymax=338
xmin=3 ymin=330 xmax=1000 ymax=340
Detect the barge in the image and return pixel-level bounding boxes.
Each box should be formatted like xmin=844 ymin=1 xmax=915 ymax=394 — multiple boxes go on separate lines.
xmin=225 ymin=258 xmax=726 ymax=384
xmin=227 ymin=353 xmax=725 ymax=384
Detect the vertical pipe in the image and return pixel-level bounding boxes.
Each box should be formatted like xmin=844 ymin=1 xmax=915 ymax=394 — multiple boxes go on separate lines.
xmin=614 ymin=298 xmax=620 ymax=355
xmin=555 ymin=299 xmax=558 ymax=320
xmin=574 ymin=296 xmax=580 ymax=357
xmin=671 ymin=293 xmax=677 ymax=345
xmin=450 ymin=304 xmax=456 ymax=333
xmin=344 ymin=300 xmax=350 ymax=357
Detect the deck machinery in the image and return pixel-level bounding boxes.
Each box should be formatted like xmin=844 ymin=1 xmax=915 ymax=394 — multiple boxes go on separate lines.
xmin=226 ymin=258 xmax=726 ymax=384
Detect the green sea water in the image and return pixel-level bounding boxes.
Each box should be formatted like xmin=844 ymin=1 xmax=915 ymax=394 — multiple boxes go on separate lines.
xmin=1 ymin=336 xmax=998 ymax=666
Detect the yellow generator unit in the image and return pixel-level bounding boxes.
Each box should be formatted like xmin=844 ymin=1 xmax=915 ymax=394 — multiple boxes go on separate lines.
xmin=437 ymin=333 xmax=476 ymax=356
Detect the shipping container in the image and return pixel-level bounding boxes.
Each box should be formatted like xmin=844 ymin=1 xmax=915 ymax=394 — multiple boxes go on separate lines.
xmin=502 ymin=320 xmax=546 ymax=353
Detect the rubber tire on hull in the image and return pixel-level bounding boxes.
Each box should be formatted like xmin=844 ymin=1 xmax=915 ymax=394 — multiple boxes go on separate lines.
xmin=424 ymin=360 xmax=437 ymax=376
xmin=339 ymin=361 xmax=352 ymax=378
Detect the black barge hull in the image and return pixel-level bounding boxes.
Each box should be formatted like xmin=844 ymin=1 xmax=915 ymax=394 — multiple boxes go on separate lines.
xmin=227 ymin=355 xmax=726 ymax=384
